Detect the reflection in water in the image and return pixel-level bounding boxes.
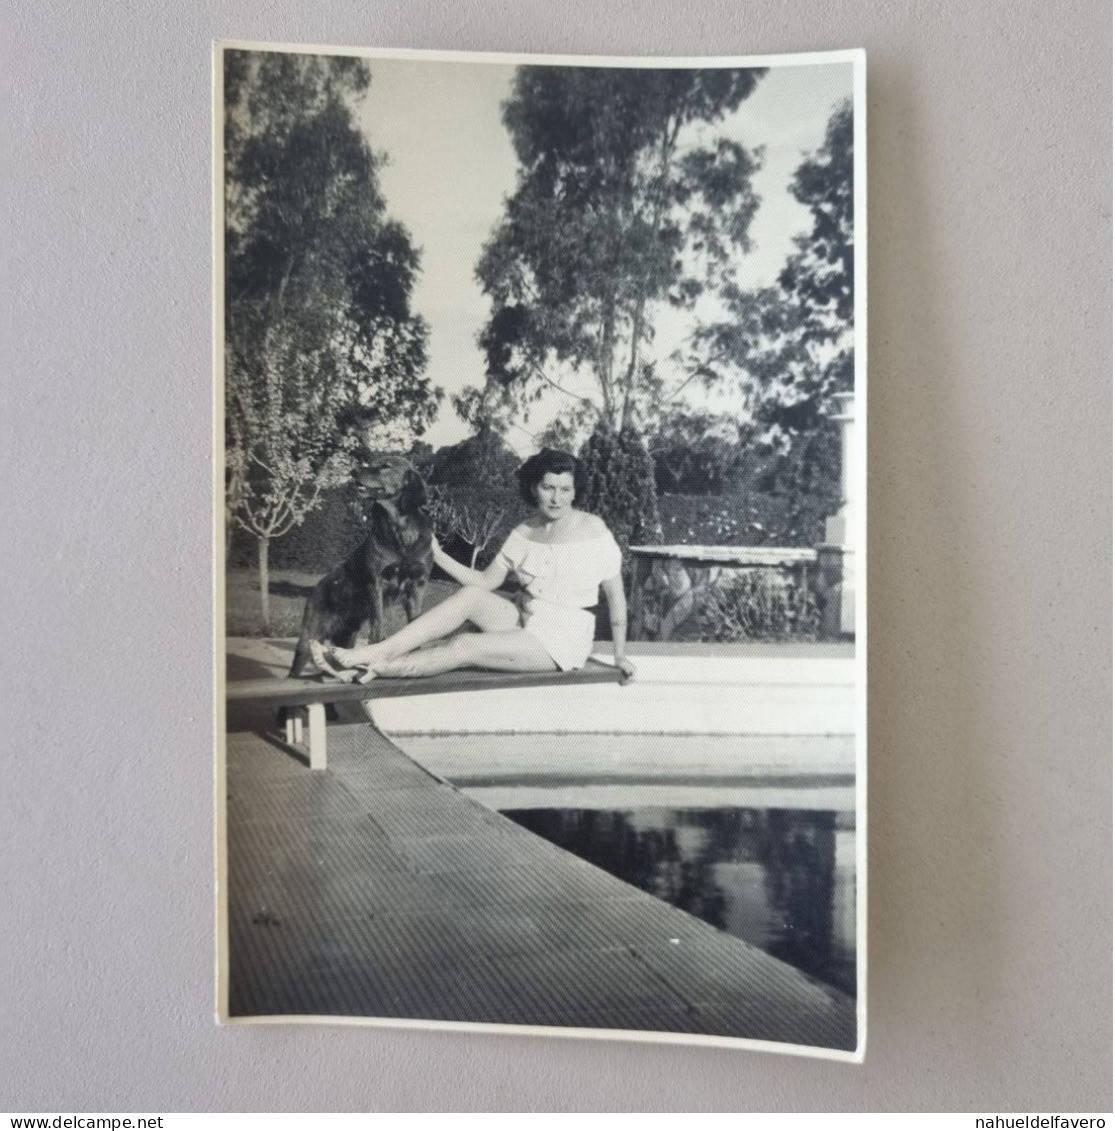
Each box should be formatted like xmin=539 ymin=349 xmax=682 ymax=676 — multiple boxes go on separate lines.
xmin=503 ymin=806 xmax=856 ymax=996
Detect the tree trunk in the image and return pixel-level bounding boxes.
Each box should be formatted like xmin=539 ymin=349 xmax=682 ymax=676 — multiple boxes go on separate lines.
xmin=225 ymin=466 xmax=242 ymax=566
xmin=257 ymin=535 xmax=272 ymax=635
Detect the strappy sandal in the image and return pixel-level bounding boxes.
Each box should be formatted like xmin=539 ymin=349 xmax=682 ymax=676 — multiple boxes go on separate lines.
xmin=309 ymin=641 xmax=361 ymax=684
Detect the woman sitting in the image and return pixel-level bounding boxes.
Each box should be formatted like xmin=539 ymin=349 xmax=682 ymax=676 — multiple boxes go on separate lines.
xmin=311 ymin=448 xmax=636 ymax=684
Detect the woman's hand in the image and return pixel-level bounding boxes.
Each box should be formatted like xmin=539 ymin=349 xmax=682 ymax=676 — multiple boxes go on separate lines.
xmin=429 ymin=531 xmax=510 ymax=592
xmin=615 ymin=656 xmax=637 ymax=684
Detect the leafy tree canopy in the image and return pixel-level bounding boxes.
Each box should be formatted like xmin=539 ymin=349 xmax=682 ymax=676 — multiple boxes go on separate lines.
xmin=423 ymin=431 xmax=520 ymax=490
xmin=779 ymin=99 xmax=854 ymax=327
xmin=674 ymin=99 xmax=855 ymax=536
xmin=223 ymin=50 xmax=440 ymax=627
xmin=683 ymin=99 xmax=854 ymax=443
xmin=648 ymin=408 xmax=745 ymax=495
xmin=414 ymin=385 xmax=521 ymax=489
xmin=225 ymin=50 xmax=438 ymax=462
xmin=477 ymin=65 xmax=766 ymax=435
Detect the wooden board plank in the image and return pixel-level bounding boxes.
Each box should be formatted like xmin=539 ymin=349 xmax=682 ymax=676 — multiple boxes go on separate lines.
xmin=226 ymin=659 xmax=622 ymax=706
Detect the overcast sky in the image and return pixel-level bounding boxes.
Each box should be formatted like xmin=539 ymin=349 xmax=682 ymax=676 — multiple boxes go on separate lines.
xmin=356 ymin=56 xmax=852 ymax=453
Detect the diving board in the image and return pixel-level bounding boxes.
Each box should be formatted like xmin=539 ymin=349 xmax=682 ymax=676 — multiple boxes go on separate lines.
xmin=225 ymin=659 xmax=624 ymax=770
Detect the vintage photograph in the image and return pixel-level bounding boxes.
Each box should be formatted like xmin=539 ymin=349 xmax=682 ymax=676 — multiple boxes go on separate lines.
xmin=216 ymin=43 xmax=865 ymax=1058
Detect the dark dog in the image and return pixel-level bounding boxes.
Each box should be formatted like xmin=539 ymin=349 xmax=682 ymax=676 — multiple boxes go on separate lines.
xmin=288 ymin=453 xmax=433 ymax=680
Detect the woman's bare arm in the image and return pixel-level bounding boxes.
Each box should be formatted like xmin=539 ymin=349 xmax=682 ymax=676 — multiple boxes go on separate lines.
xmin=432 ymin=536 xmax=509 ymax=592
xmin=601 ymin=573 xmax=636 ymax=682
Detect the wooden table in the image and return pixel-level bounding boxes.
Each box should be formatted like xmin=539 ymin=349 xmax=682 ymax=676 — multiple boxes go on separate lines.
xmin=627 ymin=544 xmax=819 ymax=641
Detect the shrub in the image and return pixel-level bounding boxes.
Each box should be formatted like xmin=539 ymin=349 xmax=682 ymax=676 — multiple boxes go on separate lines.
xmin=657 ymin=492 xmax=828 ymax=548
xmin=697 ymin=568 xmax=820 ymax=641
xmin=427 ymin=485 xmax=528 ymax=568
xmin=580 ymin=424 xmax=662 ymax=553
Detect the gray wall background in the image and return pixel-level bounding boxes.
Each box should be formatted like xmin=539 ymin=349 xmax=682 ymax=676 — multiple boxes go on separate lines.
xmin=5 ymin=0 xmax=1111 ymax=1113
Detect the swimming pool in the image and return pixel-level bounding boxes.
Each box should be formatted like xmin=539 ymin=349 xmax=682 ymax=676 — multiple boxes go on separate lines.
xmin=502 ymin=802 xmax=856 ymax=996
xmin=385 ymin=731 xmax=857 ymax=996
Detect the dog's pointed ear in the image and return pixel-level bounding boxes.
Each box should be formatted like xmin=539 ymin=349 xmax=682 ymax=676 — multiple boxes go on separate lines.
xmin=399 ymin=467 xmax=427 ymax=513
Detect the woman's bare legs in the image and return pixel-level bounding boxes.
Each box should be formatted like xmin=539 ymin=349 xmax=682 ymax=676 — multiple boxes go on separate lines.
xmin=369 ymin=628 xmax=558 ymax=678
xmin=322 ymin=586 xmax=522 ymax=670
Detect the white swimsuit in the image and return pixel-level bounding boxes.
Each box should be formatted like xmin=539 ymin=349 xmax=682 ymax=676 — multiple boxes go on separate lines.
xmin=497 ymin=524 xmax=624 ymax=670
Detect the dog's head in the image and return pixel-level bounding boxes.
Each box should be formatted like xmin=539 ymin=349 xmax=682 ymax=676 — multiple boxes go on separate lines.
xmin=352 ymin=451 xmax=427 ymax=513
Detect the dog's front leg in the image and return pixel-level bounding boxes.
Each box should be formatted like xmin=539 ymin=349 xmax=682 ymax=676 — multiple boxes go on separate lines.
xmin=369 ymin=577 xmax=386 ymax=643
xmin=403 ymin=582 xmax=425 ymax=623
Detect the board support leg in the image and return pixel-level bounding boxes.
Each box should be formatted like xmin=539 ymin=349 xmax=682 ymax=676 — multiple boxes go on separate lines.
xmin=307 ymin=702 xmax=328 ymax=770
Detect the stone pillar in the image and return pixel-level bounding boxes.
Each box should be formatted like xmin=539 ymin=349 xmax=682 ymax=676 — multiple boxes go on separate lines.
xmin=817 ymin=391 xmax=856 ymax=638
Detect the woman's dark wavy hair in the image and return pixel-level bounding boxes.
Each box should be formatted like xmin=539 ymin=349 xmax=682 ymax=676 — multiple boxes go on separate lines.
xmin=517 ymin=448 xmax=587 ymax=507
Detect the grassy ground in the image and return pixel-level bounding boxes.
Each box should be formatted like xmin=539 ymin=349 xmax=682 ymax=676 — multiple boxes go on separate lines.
xmin=224 ymin=567 xmax=459 ymax=639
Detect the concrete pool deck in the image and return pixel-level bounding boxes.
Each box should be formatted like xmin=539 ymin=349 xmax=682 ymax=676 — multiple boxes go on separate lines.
xmin=222 ymin=714 xmax=857 ymax=1050
xmin=222 ymin=637 xmax=859 ymax=1051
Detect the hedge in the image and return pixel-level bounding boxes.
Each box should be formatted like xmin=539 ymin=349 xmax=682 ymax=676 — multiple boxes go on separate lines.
xmin=657 ymin=492 xmax=831 ymax=549
xmin=227 ymin=485 xmax=833 ymax=574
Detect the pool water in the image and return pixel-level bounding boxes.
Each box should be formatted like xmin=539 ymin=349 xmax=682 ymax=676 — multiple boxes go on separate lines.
xmin=501 ymin=804 xmax=857 ymax=996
